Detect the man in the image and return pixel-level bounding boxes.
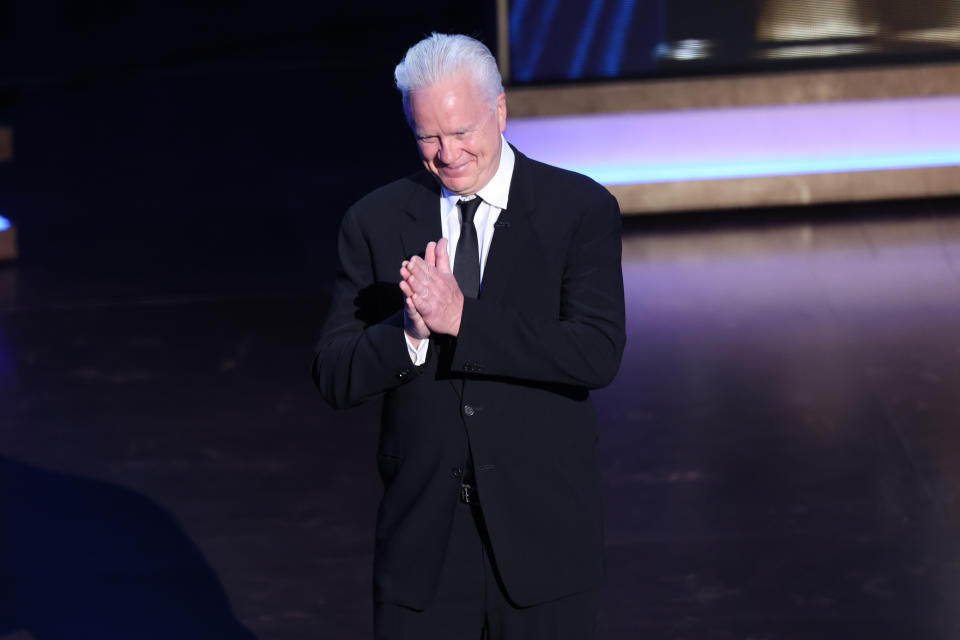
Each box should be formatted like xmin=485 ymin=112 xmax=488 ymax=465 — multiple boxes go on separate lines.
xmin=314 ymin=33 xmax=625 ymax=639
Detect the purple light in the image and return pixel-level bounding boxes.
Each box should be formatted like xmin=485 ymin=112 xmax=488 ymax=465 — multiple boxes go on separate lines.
xmin=505 ymin=95 xmax=960 ymax=184
xmin=0 ymin=215 xmax=10 ymax=232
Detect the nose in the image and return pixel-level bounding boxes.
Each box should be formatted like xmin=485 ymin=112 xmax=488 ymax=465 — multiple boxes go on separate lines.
xmin=436 ymin=137 xmax=461 ymax=166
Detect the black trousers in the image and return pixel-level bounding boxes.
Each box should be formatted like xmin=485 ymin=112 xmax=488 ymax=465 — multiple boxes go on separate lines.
xmin=374 ymin=498 xmax=597 ymax=640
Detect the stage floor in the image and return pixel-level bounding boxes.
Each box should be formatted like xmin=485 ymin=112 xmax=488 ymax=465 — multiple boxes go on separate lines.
xmin=2 ymin=199 xmax=960 ymax=638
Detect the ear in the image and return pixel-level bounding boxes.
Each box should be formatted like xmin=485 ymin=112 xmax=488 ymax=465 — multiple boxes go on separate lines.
xmin=496 ymin=92 xmax=507 ymax=133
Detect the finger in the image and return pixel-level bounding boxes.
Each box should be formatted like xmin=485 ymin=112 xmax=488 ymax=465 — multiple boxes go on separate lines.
xmin=425 ymin=241 xmax=437 ymax=267
xmin=407 ymin=255 xmax=430 ymax=278
xmin=407 ymin=260 xmax=440 ymax=289
xmin=436 ymin=237 xmax=452 ymax=274
xmin=399 ymin=280 xmax=414 ymax=298
xmin=405 ymin=273 xmax=428 ymax=297
xmin=405 ymin=295 xmax=422 ymax=319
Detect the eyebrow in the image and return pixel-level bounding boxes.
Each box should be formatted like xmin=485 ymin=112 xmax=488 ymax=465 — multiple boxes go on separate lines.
xmin=418 ymin=124 xmax=477 ymax=137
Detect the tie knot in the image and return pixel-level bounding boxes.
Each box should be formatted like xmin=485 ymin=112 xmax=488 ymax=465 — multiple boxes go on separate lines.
xmin=459 ymin=197 xmax=482 ymax=224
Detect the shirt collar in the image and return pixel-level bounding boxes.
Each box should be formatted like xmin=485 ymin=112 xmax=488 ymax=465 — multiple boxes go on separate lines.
xmin=441 ymin=134 xmax=514 ymax=212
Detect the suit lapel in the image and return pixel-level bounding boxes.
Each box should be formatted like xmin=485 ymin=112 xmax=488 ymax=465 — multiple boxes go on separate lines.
xmin=398 ymin=173 xmax=461 ymax=389
xmin=479 ymin=147 xmax=537 ymax=304
xmin=401 ymin=173 xmax=443 ymax=260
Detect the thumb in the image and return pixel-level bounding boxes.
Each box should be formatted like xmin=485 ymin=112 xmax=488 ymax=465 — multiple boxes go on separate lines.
xmin=436 ymin=237 xmax=452 ymax=273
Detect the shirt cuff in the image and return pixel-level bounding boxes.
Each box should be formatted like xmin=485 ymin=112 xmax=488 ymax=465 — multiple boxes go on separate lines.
xmin=404 ymin=332 xmax=429 ymax=365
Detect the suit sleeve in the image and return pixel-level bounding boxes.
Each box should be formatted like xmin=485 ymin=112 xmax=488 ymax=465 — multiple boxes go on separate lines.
xmin=451 ymin=189 xmax=626 ymax=389
xmin=312 ymin=206 xmax=423 ymax=409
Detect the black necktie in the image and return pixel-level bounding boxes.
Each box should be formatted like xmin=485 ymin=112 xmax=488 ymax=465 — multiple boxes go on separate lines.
xmin=454 ymin=197 xmax=482 ymax=298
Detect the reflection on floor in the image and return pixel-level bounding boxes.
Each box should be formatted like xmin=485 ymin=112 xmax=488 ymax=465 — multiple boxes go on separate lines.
xmin=2 ymin=199 xmax=960 ymax=638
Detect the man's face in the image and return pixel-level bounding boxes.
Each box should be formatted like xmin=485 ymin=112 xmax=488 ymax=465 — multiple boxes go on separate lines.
xmin=407 ymin=74 xmax=507 ymax=196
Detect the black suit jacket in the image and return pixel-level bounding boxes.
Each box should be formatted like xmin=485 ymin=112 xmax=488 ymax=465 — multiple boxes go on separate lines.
xmin=314 ymin=146 xmax=626 ymax=609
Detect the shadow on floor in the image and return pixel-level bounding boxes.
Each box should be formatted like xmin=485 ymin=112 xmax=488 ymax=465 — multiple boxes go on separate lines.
xmin=0 ymin=456 xmax=255 ymax=639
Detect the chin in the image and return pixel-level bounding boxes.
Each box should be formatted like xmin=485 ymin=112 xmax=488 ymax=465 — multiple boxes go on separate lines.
xmin=440 ymin=178 xmax=476 ymax=195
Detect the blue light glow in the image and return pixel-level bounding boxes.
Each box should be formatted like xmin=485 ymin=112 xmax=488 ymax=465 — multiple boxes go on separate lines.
xmin=509 ymin=0 xmax=530 ymax=45
xmin=514 ymin=0 xmax=561 ymax=82
xmin=506 ymin=95 xmax=960 ymax=186
xmin=603 ymin=0 xmax=637 ymax=76
xmin=0 ymin=215 xmax=10 ymax=232
xmin=574 ymin=150 xmax=960 ymax=185
xmin=568 ymin=0 xmax=607 ymax=79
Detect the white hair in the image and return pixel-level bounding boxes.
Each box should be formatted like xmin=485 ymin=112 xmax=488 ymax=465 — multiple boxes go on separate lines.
xmin=394 ymin=33 xmax=504 ymax=122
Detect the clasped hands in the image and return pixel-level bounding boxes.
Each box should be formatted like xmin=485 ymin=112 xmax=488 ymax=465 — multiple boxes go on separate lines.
xmin=400 ymin=238 xmax=464 ymax=346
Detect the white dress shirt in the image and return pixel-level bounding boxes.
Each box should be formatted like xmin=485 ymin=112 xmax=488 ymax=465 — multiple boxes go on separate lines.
xmin=405 ymin=136 xmax=516 ymax=364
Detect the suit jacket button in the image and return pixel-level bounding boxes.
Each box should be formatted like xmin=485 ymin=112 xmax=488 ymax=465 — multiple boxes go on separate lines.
xmin=463 ymin=404 xmax=475 ymax=417
xmin=451 ymin=467 xmax=463 ymax=478
xmin=396 ymin=368 xmax=410 ymax=380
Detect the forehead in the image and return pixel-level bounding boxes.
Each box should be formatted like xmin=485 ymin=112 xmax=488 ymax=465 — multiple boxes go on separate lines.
xmin=408 ymin=76 xmax=488 ymax=130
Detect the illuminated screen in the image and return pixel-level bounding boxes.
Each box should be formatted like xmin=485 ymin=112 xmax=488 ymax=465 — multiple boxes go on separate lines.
xmin=508 ymin=0 xmax=960 ymax=83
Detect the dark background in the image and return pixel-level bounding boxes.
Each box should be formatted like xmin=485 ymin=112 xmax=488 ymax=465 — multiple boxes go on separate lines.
xmin=1 ymin=3 xmax=501 ymax=637
xmin=0 ymin=1 xmax=495 ymax=303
